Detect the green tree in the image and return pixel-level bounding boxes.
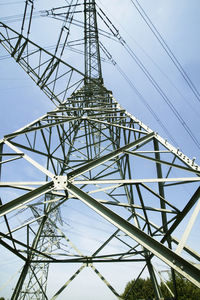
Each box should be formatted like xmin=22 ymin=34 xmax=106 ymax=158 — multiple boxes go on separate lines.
xmin=122 ymin=273 xmax=200 ymax=300
xmin=161 ymin=273 xmax=200 ymax=300
xmin=122 ymin=278 xmax=155 ymax=299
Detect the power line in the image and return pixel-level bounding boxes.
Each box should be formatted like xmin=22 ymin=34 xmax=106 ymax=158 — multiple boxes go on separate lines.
xmin=96 ymin=1 xmax=200 ymax=121
xmin=130 ymin=0 xmax=200 ymax=104
xmin=97 ymin=6 xmax=200 ymax=150
xmin=115 ymin=63 xmax=179 ymax=148
xmin=100 ymin=43 xmax=178 ymax=147
xmin=123 ymin=43 xmax=200 ymax=150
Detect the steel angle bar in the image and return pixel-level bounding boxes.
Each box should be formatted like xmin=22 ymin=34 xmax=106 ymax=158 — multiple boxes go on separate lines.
xmin=8 ymin=140 xmax=63 ymax=162
xmin=40 ymin=128 xmax=58 ymax=174
xmin=112 ymin=97 xmax=200 ymax=172
xmin=90 ymin=264 xmax=121 ymax=298
xmin=0 ymin=181 xmax=54 ymax=217
xmin=0 ymin=157 xmax=23 ymax=167
xmin=0 ymin=143 xmax=3 ymax=179
xmin=10 ymin=261 xmax=31 ymax=300
xmin=176 ymin=198 xmax=200 ymax=255
xmin=0 ymin=238 xmax=27 ymax=261
xmin=86 ymin=117 xmax=147 ymax=134
xmin=29 ymin=265 xmax=49 ymax=300
xmin=73 ymin=177 xmax=200 ymax=185
xmin=3 ymin=113 xmax=48 ymax=139
xmin=126 ymin=151 xmax=200 ymax=175
xmin=31 ymin=258 xmax=146 ymax=264
xmin=88 ymin=184 xmax=122 ymax=195
xmin=172 ymin=237 xmax=200 ymax=262
xmin=0 ymin=231 xmax=55 ymax=261
xmin=68 ymin=132 xmax=155 ymax=178
xmin=96 ymin=199 xmax=176 ymax=214
xmin=47 ymin=111 xmax=80 ymax=118
xmin=135 ymin=209 xmax=200 ymax=262
xmin=91 ymin=251 xmax=144 ymax=260
xmin=4 ymin=140 xmax=55 ymax=178
xmin=67 ymin=182 xmax=200 ymax=287
xmin=161 ymin=186 xmax=200 ymax=244
xmin=92 ymin=216 xmax=133 ymax=257
xmin=155 ymin=134 xmax=200 ymax=172
xmin=4 ymin=118 xmax=78 ymax=139
xmin=154 ymin=267 xmax=175 ymax=297
xmin=140 ymin=183 xmax=180 ymax=212
xmin=0 ymin=22 xmax=85 ymax=77
xmin=48 ymin=220 xmax=83 ymax=257
xmin=5 ymin=215 xmax=45 ymax=235
xmin=133 ymin=150 xmax=170 ymax=153
xmin=50 ymin=265 xmax=86 ymax=300
xmin=123 ymin=264 xmax=147 ymax=300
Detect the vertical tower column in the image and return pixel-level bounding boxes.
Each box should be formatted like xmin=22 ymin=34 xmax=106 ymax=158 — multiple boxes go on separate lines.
xmin=84 ymin=0 xmax=103 ymax=85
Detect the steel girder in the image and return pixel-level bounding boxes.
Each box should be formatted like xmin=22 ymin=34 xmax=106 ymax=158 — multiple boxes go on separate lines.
xmin=0 ymin=1 xmax=200 ymax=299
xmin=0 ymin=85 xmax=200 ymax=298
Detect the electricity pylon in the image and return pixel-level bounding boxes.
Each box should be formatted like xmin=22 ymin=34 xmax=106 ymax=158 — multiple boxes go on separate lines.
xmin=0 ymin=1 xmax=200 ymax=299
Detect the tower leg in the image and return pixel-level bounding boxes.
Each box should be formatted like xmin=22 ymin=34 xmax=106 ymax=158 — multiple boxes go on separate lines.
xmin=11 ymin=262 xmax=30 ymax=300
xmin=147 ymin=258 xmax=162 ymax=300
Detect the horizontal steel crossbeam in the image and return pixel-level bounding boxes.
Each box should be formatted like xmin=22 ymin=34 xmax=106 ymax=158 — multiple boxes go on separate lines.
xmin=68 ymin=132 xmax=155 ymax=178
xmin=0 ymin=182 xmax=54 ymax=217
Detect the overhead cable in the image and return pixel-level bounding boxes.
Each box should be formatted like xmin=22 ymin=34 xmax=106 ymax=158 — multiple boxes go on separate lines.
xmin=130 ymin=0 xmax=200 ymax=104
xmin=96 ymin=2 xmax=200 ymax=119
xmin=100 ymin=43 xmax=178 ymax=147
xmin=97 ymin=6 xmax=200 ymax=150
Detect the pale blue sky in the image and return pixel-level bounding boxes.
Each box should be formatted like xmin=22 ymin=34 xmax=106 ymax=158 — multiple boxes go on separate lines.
xmin=0 ymin=0 xmax=200 ymax=160
xmin=0 ymin=1 xmax=200 ymax=299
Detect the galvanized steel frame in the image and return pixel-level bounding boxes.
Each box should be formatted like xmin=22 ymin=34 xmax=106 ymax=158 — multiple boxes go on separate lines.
xmin=0 ymin=0 xmax=200 ymax=299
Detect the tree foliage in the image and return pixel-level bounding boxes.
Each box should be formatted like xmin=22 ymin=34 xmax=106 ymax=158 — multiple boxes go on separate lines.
xmin=122 ymin=273 xmax=200 ymax=300
xmin=122 ymin=278 xmax=155 ymax=300
xmin=161 ymin=273 xmax=200 ymax=300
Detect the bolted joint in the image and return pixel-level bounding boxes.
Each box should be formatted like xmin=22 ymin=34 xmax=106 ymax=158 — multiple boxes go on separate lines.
xmin=53 ymin=175 xmax=68 ymax=190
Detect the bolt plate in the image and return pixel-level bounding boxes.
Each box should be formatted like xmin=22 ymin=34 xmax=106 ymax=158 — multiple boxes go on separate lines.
xmin=53 ymin=176 xmax=68 ymax=190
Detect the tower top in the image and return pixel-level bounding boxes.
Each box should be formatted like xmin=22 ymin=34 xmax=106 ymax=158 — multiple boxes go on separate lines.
xmin=84 ymin=0 xmax=103 ymax=85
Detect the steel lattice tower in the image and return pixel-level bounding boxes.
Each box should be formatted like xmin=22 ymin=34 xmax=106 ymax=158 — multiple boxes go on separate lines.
xmin=0 ymin=1 xmax=200 ymax=299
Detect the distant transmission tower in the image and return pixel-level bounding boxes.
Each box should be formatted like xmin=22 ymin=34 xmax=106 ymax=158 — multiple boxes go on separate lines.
xmin=0 ymin=1 xmax=200 ymax=299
